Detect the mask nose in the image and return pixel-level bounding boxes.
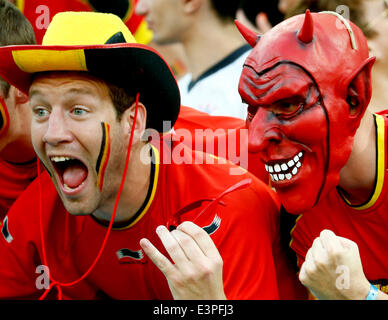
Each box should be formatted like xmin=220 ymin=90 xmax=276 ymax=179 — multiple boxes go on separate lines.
xmin=247 ymin=108 xmax=283 ymax=153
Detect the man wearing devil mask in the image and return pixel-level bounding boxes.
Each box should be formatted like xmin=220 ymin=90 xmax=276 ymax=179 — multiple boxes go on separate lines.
xmin=236 ymin=10 xmax=388 ymax=299
xmin=0 ymin=0 xmax=38 ymax=218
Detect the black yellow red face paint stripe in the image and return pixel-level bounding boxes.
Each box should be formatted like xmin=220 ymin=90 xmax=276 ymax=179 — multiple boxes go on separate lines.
xmin=96 ymin=122 xmax=111 ymax=191
xmin=0 ymin=97 xmax=10 ymax=137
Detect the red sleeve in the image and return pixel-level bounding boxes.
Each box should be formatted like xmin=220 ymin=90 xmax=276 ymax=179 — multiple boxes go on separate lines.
xmin=0 ymin=199 xmax=42 ymax=299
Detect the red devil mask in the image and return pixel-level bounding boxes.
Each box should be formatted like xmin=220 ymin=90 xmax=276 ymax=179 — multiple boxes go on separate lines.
xmin=237 ymin=11 xmax=375 ymax=214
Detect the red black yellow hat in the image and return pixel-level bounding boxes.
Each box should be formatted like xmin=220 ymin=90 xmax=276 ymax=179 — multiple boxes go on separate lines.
xmin=0 ymin=11 xmax=180 ymax=132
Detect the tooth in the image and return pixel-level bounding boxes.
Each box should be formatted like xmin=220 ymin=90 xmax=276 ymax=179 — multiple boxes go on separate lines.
xmin=268 ymin=166 xmax=274 ymax=173
xmin=278 ymin=174 xmax=285 ymax=180
xmin=270 ymin=174 xmax=274 ymax=181
xmin=287 ymin=160 xmax=295 ymax=167
xmin=298 ymin=152 xmax=303 ymax=158
xmin=281 ymin=163 xmax=288 ymax=171
xmin=285 ymin=173 xmax=292 ymax=180
xmin=292 ymin=167 xmax=298 ymax=175
xmin=274 ymin=164 xmax=281 ymax=172
xmin=294 ymin=155 xmax=299 ymax=162
xmin=265 ymin=164 xmax=269 ymax=172
xmin=296 ymin=161 xmax=301 ymax=168
xmin=273 ymin=174 xmax=279 ymax=181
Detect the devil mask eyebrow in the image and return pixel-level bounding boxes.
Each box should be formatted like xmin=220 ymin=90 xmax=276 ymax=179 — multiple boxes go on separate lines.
xmin=240 ymin=63 xmax=318 ymax=107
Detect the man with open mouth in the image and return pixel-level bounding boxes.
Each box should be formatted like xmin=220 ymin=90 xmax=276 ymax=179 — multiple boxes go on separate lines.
xmin=0 ymin=11 xmax=298 ymax=300
xmin=237 ymin=10 xmax=388 ymax=299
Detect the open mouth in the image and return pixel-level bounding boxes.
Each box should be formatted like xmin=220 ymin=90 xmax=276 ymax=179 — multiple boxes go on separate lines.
xmin=265 ymin=151 xmax=304 ymax=182
xmin=50 ymin=156 xmax=89 ymax=193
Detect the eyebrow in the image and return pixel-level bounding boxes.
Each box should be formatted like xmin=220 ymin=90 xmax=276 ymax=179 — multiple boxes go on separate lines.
xmin=29 ymin=89 xmax=44 ymax=100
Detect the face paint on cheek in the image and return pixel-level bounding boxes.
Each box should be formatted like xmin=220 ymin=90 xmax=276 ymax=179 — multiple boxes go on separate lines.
xmin=0 ymin=97 xmax=10 ymax=137
xmin=96 ymin=122 xmax=111 ymax=192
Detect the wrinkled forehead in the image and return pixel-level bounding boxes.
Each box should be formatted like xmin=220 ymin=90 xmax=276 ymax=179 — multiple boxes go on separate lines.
xmin=29 ymin=71 xmax=110 ymax=99
xmin=239 ymin=62 xmax=317 ymax=105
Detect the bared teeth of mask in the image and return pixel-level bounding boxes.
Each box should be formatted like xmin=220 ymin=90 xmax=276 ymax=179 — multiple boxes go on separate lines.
xmin=268 ymin=151 xmax=303 ymax=177
xmin=285 ymin=173 xmax=292 ymax=180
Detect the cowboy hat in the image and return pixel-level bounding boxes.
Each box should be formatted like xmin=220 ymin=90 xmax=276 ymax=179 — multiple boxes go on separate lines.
xmin=0 ymin=11 xmax=180 ymax=132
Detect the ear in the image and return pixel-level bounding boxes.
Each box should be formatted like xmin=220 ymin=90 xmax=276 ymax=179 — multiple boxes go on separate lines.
xmin=183 ymin=0 xmax=202 ymax=14
xmin=346 ymin=57 xmax=375 ymax=117
xmin=13 ymin=87 xmax=29 ymax=105
xmin=121 ymin=100 xmax=147 ymax=142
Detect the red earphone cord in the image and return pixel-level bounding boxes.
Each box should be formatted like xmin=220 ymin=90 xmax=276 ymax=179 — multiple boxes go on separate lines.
xmin=37 ymin=93 xmax=140 ymax=300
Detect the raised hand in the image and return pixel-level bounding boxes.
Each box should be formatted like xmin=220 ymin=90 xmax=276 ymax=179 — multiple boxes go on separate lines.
xmin=140 ymin=221 xmax=226 ymax=300
xmin=299 ymin=229 xmax=371 ymax=300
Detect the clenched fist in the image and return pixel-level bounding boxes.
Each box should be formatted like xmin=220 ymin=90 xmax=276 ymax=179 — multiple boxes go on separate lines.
xmin=299 ymin=229 xmax=370 ymax=300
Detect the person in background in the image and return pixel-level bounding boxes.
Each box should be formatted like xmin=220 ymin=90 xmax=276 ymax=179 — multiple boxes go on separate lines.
xmin=284 ymin=0 xmax=388 ymax=113
xmin=0 ymin=0 xmax=37 ymax=218
xmin=351 ymin=0 xmax=388 ymax=112
xmin=10 ymin=0 xmax=188 ymax=80
xmin=136 ymin=0 xmax=250 ymax=119
xmin=236 ymin=0 xmax=284 ymax=34
xmin=278 ymin=0 xmax=300 ymax=14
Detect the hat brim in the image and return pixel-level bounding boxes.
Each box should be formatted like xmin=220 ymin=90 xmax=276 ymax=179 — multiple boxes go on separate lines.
xmin=0 ymin=43 xmax=180 ymax=132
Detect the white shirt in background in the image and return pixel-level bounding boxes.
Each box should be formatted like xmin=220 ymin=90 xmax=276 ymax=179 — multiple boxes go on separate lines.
xmin=178 ymin=44 xmax=250 ymax=120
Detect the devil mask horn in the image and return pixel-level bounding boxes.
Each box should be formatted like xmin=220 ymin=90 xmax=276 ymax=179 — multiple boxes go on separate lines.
xmin=234 ymin=20 xmax=261 ymax=47
xmin=297 ymin=9 xmax=314 ymax=43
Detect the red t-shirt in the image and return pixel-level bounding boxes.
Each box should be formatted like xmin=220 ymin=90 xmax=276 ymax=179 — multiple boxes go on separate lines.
xmin=175 ymin=106 xmax=269 ymax=183
xmin=175 ymin=107 xmax=306 ymax=299
xmin=290 ymin=112 xmax=388 ymax=294
xmin=0 ymin=141 xmax=283 ymax=299
xmin=0 ymin=158 xmax=37 ymax=219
